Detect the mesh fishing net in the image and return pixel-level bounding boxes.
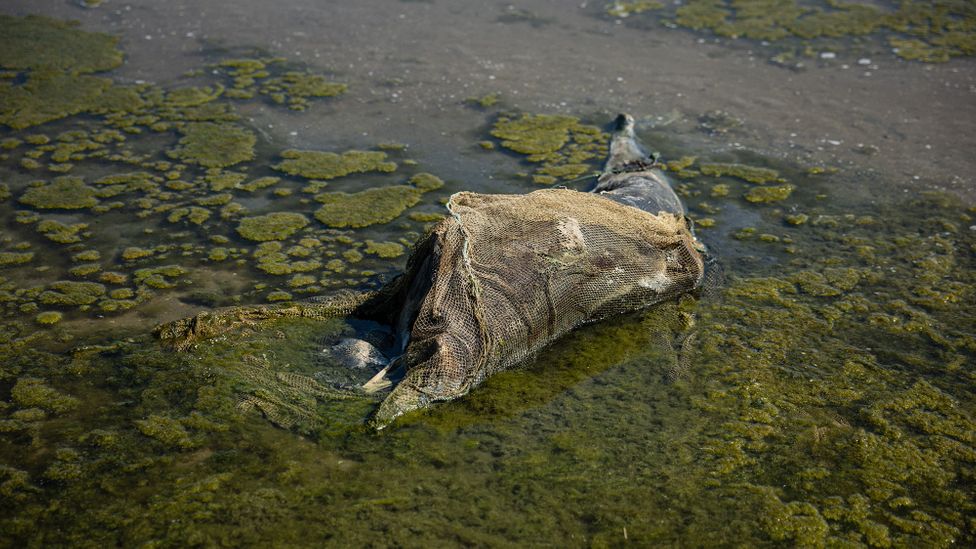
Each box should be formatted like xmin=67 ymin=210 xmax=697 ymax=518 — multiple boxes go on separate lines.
xmin=367 ymin=188 xmax=706 ymax=425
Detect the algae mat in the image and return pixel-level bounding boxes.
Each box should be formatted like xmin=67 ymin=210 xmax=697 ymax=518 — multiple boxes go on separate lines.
xmin=602 ymin=0 xmax=976 ymax=64
xmin=0 ymin=12 xmax=974 ymax=548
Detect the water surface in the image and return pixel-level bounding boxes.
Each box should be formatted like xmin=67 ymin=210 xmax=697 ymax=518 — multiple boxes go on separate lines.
xmin=1 ymin=1 xmax=974 ymax=546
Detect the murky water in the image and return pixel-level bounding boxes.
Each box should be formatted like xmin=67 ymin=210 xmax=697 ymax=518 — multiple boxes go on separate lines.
xmin=1 ymin=1 xmax=974 ymax=546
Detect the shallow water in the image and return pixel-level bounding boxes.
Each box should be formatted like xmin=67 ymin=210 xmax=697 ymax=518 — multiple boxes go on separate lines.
xmin=1 ymin=1 xmax=974 ymax=547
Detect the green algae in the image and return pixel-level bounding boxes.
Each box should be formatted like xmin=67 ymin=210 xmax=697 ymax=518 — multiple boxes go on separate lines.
xmin=266 ymin=290 xmax=293 ymax=302
xmin=889 ymin=38 xmax=951 ymax=63
xmin=1 ymin=138 xmax=22 ymax=150
xmin=273 ymin=149 xmax=397 ymax=180
xmin=785 ymin=212 xmax=809 ymax=225
xmin=710 ymin=183 xmax=730 ymax=197
xmin=236 ymin=212 xmax=310 ymax=241
xmin=286 ymin=274 xmax=317 ymax=288
xmin=163 ymin=85 xmax=224 ymax=107
xmin=364 ymin=240 xmax=405 ymax=259
xmin=624 ymin=0 xmax=976 ymax=63
xmin=0 ymin=15 xmax=122 ymax=73
xmin=203 ymin=170 xmax=247 ymax=194
xmin=108 ymin=288 xmax=134 ymax=300
xmin=19 ymin=176 xmax=99 ymax=210
xmin=0 ymin=252 xmax=33 ymax=267
xmin=10 ymin=377 xmax=79 ymax=413
xmin=68 ymin=263 xmax=101 ymax=277
xmin=314 ymin=186 xmax=423 ymax=228
xmin=34 ymin=311 xmax=62 ymax=325
xmin=489 ymin=113 xmax=608 ymax=183
xmin=492 ymin=113 xmax=591 ymax=155
xmin=167 ymin=122 xmax=256 ymax=169
xmin=213 ymin=58 xmax=346 ymax=109
xmin=238 ymin=176 xmax=281 ymax=192
xmin=36 ymin=220 xmax=89 ymax=244
xmin=744 ymin=183 xmax=794 ymax=203
xmin=19 ymin=157 xmax=42 ymax=170
xmin=134 ymin=414 xmax=197 ymax=449
xmin=408 ymin=172 xmax=445 ymax=191
xmin=133 ymin=265 xmax=187 ymax=289
xmin=342 ymin=249 xmax=364 ymax=263
xmin=0 ymin=70 xmax=115 ymax=129
xmin=167 ymin=206 xmax=211 ymax=225
xmin=38 ymin=281 xmax=106 ymax=306
xmin=675 ymin=0 xmax=731 ymax=31
xmin=253 ymin=242 xmax=322 ymax=276
xmin=260 ymin=72 xmax=347 ymax=110
xmin=207 ymin=247 xmax=229 ymax=262
xmin=120 ymin=247 xmax=154 ymax=261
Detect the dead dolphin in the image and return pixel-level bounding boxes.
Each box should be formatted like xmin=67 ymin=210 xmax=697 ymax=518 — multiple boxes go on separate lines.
xmin=593 ymin=113 xmax=687 ymax=217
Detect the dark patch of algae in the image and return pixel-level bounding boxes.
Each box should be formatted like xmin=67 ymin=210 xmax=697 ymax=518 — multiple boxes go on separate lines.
xmin=604 ymin=0 xmax=976 ymax=63
xmin=0 ymin=16 xmax=973 ymax=549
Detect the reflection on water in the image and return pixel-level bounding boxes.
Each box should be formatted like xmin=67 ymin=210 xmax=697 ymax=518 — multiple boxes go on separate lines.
xmin=1 ymin=3 xmax=974 ymax=546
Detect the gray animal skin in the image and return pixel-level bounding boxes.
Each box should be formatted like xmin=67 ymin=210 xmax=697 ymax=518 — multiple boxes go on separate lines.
xmin=592 ymin=113 xmax=685 ymax=217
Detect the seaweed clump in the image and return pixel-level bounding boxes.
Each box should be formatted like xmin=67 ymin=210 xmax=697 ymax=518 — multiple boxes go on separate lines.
xmin=0 ymin=71 xmax=114 ymax=130
xmin=38 ymin=281 xmax=106 ymax=306
xmin=0 ymin=16 xmax=129 ymax=129
xmin=313 ymin=186 xmax=422 ymax=228
xmin=214 ymin=58 xmax=346 ymax=109
xmin=236 ymin=212 xmax=310 ymax=242
xmin=167 ymin=122 xmax=256 ymax=169
xmin=610 ymin=0 xmax=976 ymax=63
xmin=744 ymin=183 xmax=794 ymax=203
xmin=36 ymin=220 xmax=89 ymax=244
xmin=273 ymin=149 xmax=397 ymax=180
xmin=134 ymin=415 xmax=198 ymax=449
xmin=0 ymin=252 xmax=34 ymax=267
xmin=10 ymin=377 xmax=79 ymax=413
xmin=35 ymin=311 xmax=63 ymax=325
xmin=0 ymin=15 xmax=122 ymax=73
xmin=490 ymin=113 xmax=607 ymax=184
xmin=408 ymin=172 xmax=445 ymax=191
xmin=260 ymin=72 xmax=347 ymax=110
xmin=19 ymin=176 xmax=99 ymax=210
